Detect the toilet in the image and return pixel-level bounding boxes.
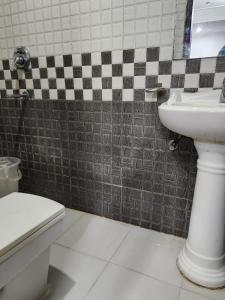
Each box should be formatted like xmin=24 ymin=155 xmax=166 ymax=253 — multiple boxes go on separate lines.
xmin=0 ymin=192 xmax=65 ymax=300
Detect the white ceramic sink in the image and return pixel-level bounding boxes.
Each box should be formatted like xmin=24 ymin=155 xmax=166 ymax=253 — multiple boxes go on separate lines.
xmin=159 ymin=90 xmax=225 ymax=143
xmin=158 ymin=90 xmax=225 ymax=289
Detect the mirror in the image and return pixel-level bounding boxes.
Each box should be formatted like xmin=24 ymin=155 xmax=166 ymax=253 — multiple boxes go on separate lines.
xmin=174 ymin=0 xmax=225 ymax=59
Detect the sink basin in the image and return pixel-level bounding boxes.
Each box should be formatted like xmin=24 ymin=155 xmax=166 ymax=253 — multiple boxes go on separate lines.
xmin=158 ymin=90 xmax=225 ymax=289
xmin=159 ymin=90 xmax=225 ymax=143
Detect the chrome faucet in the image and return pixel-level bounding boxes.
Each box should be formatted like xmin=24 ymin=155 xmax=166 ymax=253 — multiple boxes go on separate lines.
xmin=145 ymin=83 xmax=168 ymax=101
xmin=13 ymin=47 xmax=30 ymax=70
xmin=220 ymin=78 xmax=225 ymax=103
xmin=6 ymin=91 xmax=30 ymax=100
xmin=145 ymin=83 xmax=166 ymax=94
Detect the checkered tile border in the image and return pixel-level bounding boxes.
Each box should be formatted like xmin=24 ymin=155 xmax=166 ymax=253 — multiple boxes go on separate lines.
xmin=0 ymin=48 xmax=225 ymax=101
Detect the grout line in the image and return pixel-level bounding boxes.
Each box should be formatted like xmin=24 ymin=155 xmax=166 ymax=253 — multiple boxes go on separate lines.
xmin=53 ymin=242 xmax=109 ymax=264
xmin=60 ymin=209 xmax=85 ymax=234
xmin=110 ymin=260 xmax=182 ymax=289
xmin=108 ymin=224 xmax=132 ymax=261
xmin=82 ymin=261 xmax=110 ymax=300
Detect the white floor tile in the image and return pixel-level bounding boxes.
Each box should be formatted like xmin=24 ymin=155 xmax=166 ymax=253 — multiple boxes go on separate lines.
xmin=85 ymin=263 xmax=180 ymax=300
xmin=111 ymin=227 xmax=184 ymax=287
xmin=62 ymin=208 xmax=84 ymax=233
xmin=179 ymin=289 xmax=213 ymax=300
xmin=57 ymin=214 xmax=130 ymax=260
xmin=182 ymin=277 xmax=225 ymax=300
xmin=47 ymin=244 xmax=106 ymax=300
xmin=49 ymin=212 xmax=223 ymax=300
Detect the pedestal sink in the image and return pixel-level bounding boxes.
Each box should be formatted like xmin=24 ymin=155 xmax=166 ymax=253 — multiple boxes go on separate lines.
xmin=158 ymin=90 xmax=225 ymax=289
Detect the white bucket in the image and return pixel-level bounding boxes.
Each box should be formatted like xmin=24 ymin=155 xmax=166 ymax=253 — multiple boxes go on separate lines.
xmin=0 ymin=157 xmax=22 ymax=198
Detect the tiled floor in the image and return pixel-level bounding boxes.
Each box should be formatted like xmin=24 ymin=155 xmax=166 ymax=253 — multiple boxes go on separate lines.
xmin=46 ymin=208 xmax=225 ymax=300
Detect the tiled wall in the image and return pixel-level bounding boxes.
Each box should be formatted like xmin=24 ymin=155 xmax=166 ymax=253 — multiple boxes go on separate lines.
xmin=0 ymin=49 xmax=225 ymax=101
xmin=0 ymin=0 xmax=225 ymax=237
xmin=0 ymin=97 xmax=196 ymax=237
xmin=0 ymin=0 xmax=225 ymax=100
xmin=1 ymin=0 xmax=176 ymax=58
xmin=173 ymin=0 xmax=187 ymax=59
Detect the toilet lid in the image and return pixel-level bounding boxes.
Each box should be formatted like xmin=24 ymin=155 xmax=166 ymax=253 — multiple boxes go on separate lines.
xmin=0 ymin=192 xmax=65 ymax=258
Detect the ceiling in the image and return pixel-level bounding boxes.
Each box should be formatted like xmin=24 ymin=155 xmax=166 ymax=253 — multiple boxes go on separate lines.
xmin=194 ymin=0 xmax=225 ymax=9
xmin=193 ymin=20 xmax=225 ymax=33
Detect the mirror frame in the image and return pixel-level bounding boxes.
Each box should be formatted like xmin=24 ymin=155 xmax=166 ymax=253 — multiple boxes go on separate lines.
xmin=183 ymin=0 xmax=194 ymax=58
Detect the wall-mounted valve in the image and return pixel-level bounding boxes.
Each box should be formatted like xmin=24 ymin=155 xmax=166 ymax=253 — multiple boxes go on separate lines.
xmin=13 ymin=47 xmax=30 ymax=70
xmin=168 ymin=135 xmax=183 ymax=151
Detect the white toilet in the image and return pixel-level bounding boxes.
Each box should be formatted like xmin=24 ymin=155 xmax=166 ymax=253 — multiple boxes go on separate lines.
xmin=0 ymin=192 xmax=65 ymax=300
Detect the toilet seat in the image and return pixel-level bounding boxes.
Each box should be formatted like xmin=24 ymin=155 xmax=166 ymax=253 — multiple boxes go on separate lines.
xmin=0 ymin=192 xmax=65 ymax=263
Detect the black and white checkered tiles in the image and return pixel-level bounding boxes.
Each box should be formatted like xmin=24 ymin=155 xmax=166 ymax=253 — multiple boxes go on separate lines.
xmin=0 ymin=47 xmax=225 ymax=101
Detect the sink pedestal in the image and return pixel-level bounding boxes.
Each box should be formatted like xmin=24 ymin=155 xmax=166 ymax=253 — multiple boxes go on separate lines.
xmin=178 ymin=141 xmax=225 ymax=288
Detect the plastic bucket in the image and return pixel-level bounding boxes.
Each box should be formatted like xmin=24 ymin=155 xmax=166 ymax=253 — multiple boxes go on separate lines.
xmin=0 ymin=157 xmax=22 ymax=198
